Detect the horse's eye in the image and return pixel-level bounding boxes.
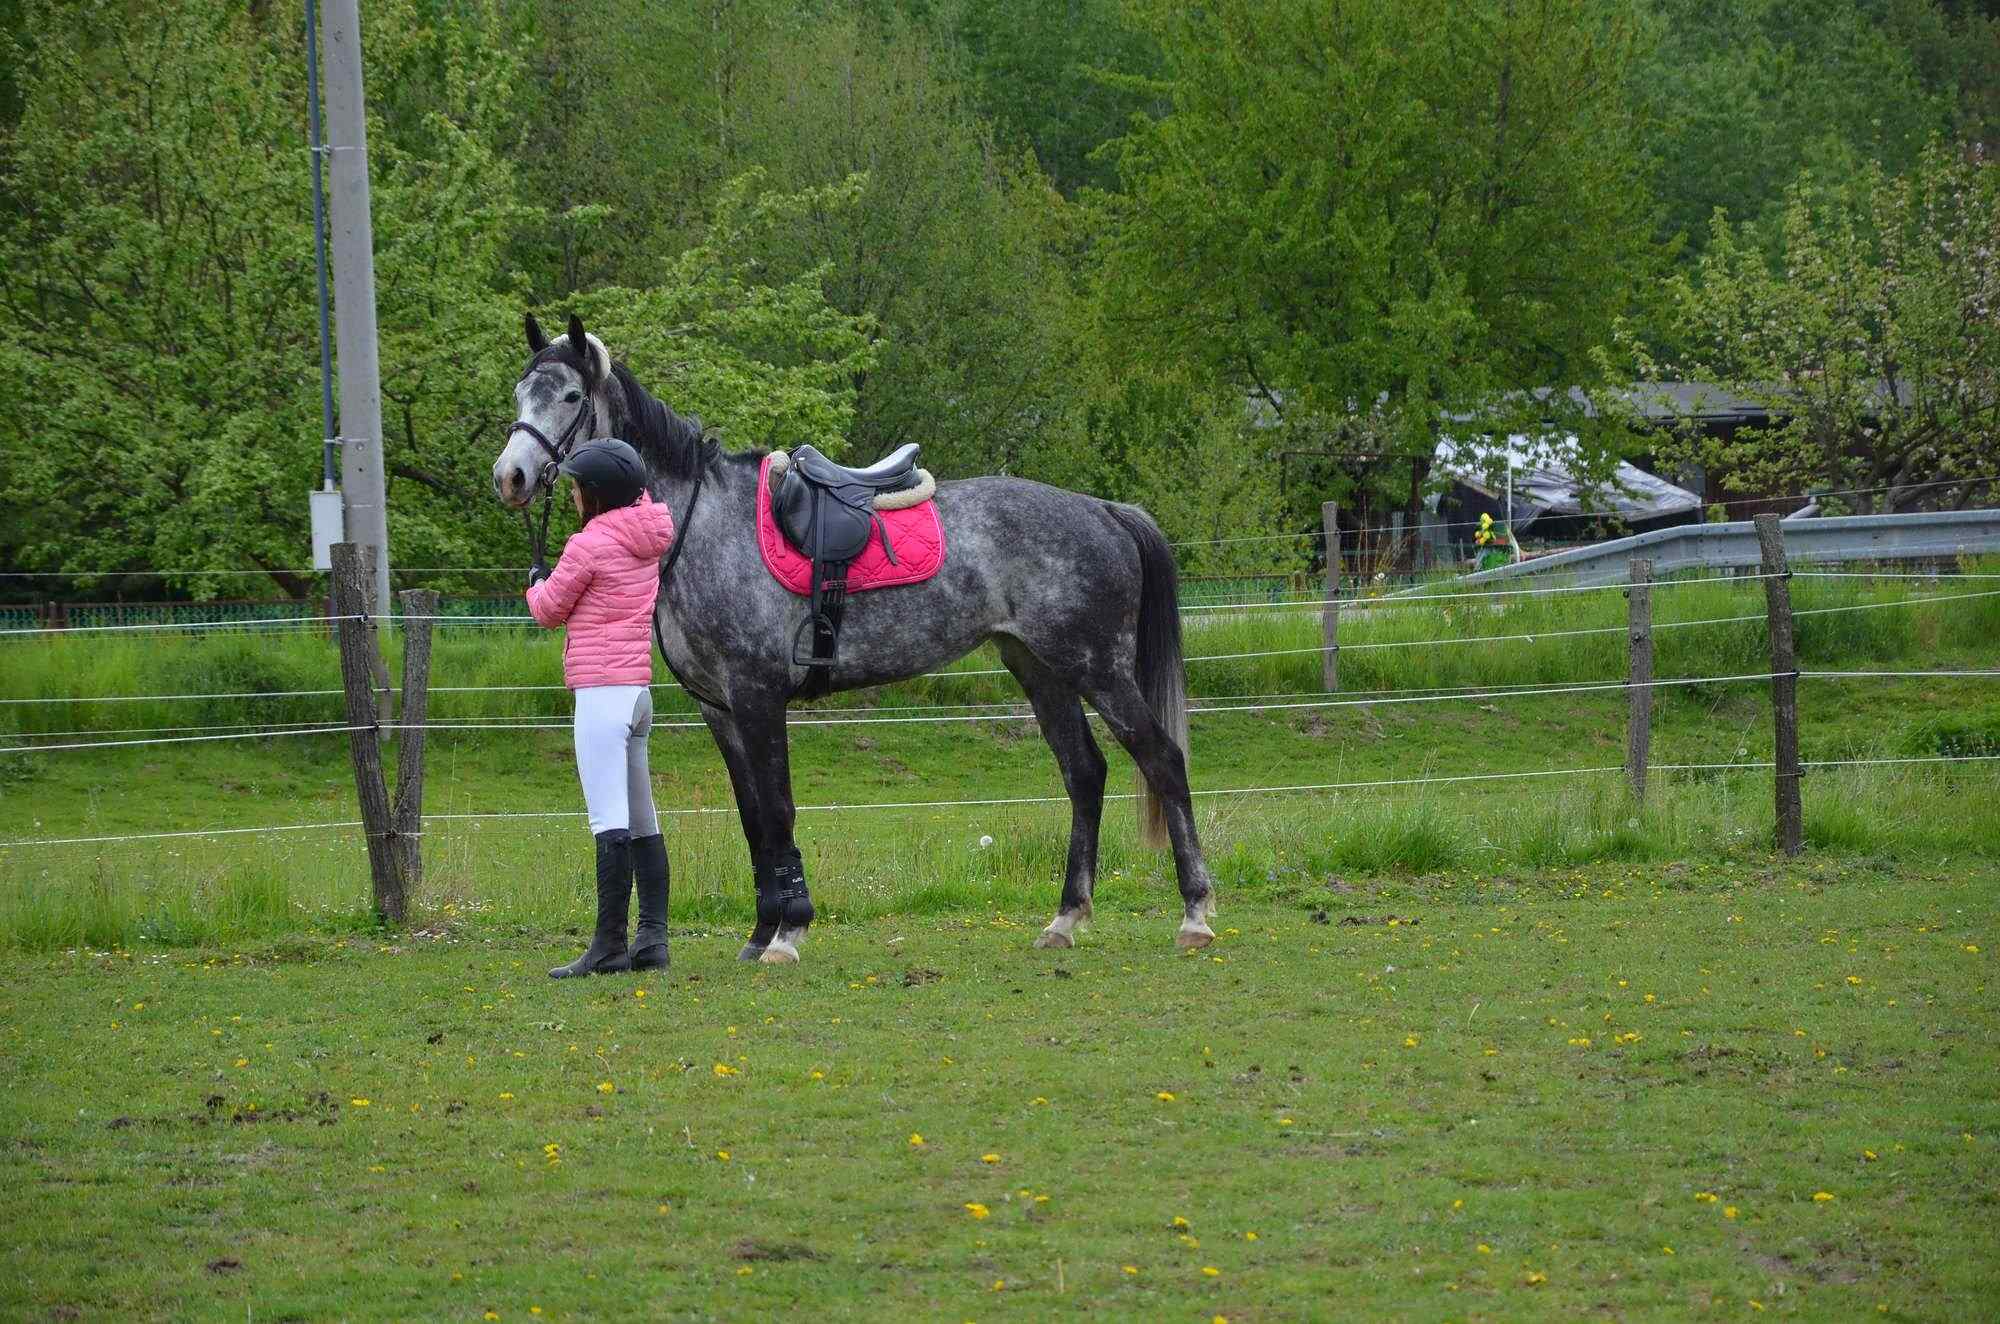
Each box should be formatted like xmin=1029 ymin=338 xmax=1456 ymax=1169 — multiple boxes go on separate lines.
xmin=564 ymin=390 xmax=582 ymax=403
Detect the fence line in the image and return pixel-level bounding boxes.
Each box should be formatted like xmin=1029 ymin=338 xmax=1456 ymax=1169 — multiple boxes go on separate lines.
xmin=8 ymin=752 xmax=1996 ymax=852
xmin=0 ymin=672 xmax=1794 ymax=753
xmin=0 ymin=726 xmax=366 ymax=754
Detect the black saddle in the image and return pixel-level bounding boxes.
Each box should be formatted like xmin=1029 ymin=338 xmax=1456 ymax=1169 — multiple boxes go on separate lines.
xmin=771 ymin=443 xmax=923 ymax=698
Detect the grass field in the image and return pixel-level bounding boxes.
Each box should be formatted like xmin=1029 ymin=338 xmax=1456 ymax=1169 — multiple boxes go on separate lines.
xmin=4 ymin=863 xmax=1995 ymax=1320
xmin=3 ymin=569 xmax=1998 ymax=1318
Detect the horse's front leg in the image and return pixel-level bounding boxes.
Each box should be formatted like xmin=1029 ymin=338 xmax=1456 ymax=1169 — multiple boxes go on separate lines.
xmin=704 ymin=699 xmax=812 ymax=964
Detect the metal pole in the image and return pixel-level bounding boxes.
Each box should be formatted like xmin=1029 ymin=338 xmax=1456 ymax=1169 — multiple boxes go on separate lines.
xmin=321 ymin=0 xmax=392 ymax=615
xmin=304 ymin=0 xmax=336 ymax=491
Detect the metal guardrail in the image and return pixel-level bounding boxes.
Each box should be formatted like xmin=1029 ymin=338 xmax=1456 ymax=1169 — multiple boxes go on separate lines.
xmin=1430 ymin=508 xmax=2000 ymax=589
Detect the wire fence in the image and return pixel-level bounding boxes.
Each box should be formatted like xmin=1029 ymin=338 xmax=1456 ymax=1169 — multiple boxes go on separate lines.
xmin=3 ymin=561 xmax=1996 ymax=857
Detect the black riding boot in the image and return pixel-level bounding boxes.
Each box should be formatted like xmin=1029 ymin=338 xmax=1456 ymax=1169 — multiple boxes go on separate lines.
xmin=549 ymin=830 xmax=632 ymax=979
xmin=625 ymin=833 xmax=670 ymax=971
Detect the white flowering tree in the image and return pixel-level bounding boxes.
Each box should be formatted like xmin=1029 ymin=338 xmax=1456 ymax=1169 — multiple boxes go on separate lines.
xmin=1628 ymin=143 xmax=1999 ymax=513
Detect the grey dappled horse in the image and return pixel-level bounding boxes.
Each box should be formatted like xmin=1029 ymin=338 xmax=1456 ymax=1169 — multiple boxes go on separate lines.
xmin=495 ymin=314 xmax=1217 ymax=962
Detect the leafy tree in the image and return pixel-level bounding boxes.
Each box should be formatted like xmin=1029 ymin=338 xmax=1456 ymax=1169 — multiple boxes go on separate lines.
xmin=946 ymin=0 xmax=1163 ymax=194
xmin=1094 ymin=0 xmax=1660 ymax=533
xmin=1622 ymin=142 xmax=2000 ymax=511
xmin=0 ymin=0 xmax=876 ymax=598
xmin=724 ymin=11 xmax=1080 ymax=476
xmin=1633 ymin=0 xmax=1994 ymax=262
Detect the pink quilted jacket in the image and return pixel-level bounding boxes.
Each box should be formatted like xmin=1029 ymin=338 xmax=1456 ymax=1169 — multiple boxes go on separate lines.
xmin=526 ymin=493 xmax=676 ymax=689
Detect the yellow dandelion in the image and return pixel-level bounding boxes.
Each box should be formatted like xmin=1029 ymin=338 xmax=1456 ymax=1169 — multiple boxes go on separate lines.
xmin=1662 ymin=1245 xmax=1675 ymax=1255
xmin=1724 ymin=1206 xmax=1739 ymax=1219
xmin=1813 ymin=1191 xmax=1835 ymax=1202
xmin=1030 ymin=1096 xmax=1048 ymax=1106
xmin=1749 ymin=1301 xmax=1764 ymax=1312
xmin=1846 ymin=976 xmax=1863 ymax=986
xmin=1201 ymin=1265 xmax=1220 ymax=1277
xmin=1523 ymin=1270 xmax=1547 ymax=1286
xmin=484 ymin=1313 xmax=499 ymax=1321
xmin=1695 ymin=1191 xmax=1718 ymax=1203
xmin=657 ymin=1204 xmax=670 ymax=1215
xmin=1171 ymin=1216 xmax=1191 ymax=1228
xmin=597 ymin=1081 xmax=615 ymax=1094
xmin=909 ymin=1133 xmax=925 ymax=1147
xmin=350 ymin=1098 xmax=371 ymax=1108
xmin=1156 ymin=1091 xmax=1177 ymax=1102
xmin=810 ymin=1070 xmax=825 ymax=1081
xmin=1862 ymin=1149 xmax=1877 ymax=1161
xmin=1965 ymin=944 xmax=1980 ymax=953
xmin=737 ymin=1266 xmax=753 ymax=1277
xmin=1452 ymin=1199 xmax=1464 ymax=1211
xmin=234 ymin=1058 xmax=248 ymax=1068
xmin=1403 ymin=1035 xmax=1419 ymax=1047
xmin=1477 ymin=1244 xmax=1493 ymax=1255
xmin=981 ymin=1153 xmax=1000 ymax=1164
xmin=1278 ymin=1117 xmax=1294 ymax=1127
xmin=991 ymin=1279 xmax=1005 ymax=1291
xmin=1121 ymin=1264 xmax=1139 ymax=1276
xmin=1245 ymin=1230 xmax=1259 ymax=1240
xmin=499 ymin=1092 xmax=514 ymax=1101
xmin=712 ymin=1063 xmax=738 ymax=1078
xmin=964 ymin=1202 xmax=990 ymax=1219
xmin=1179 ymin=1234 xmax=1200 ymax=1248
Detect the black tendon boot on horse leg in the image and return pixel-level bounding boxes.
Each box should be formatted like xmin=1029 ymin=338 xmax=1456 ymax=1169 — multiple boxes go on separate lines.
xmin=741 ymin=846 xmax=814 ymax=964
xmin=626 ymin=834 xmax=670 ymax=971
xmin=550 ymin=830 xmax=633 ymax=978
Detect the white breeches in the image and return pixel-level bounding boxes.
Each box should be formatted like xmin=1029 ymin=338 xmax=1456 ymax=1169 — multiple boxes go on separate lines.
xmin=573 ymin=685 xmax=658 ymax=837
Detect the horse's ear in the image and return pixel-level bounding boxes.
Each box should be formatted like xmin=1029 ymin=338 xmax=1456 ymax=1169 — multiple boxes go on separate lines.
xmin=525 ymin=313 xmax=548 ymax=354
xmin=566 ymin=313 xmax=596 ymax=383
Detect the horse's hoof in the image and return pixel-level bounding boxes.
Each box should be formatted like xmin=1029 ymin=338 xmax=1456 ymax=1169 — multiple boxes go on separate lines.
xmin=1033 ymin=928 xmax=1074 ymax=950
xmin=1175 ymin=922 xmax=1216 ymax=950
xmin=737 ymin=943 xmax=767 ymax=962
xmin=758 ymin=939 xmax=800 ymax=965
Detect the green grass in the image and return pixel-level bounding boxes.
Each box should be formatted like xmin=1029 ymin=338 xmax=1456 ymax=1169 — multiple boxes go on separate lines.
xmin=3 ymin=865 xmax=1995 ymax=1320
xmin=4 ymin=565 xmax=1996 ymax=734
xmin=3 ymin=571 xmax=1998 ymax=1316
xmin=4 ymin=669 xmax=1998 ymax=951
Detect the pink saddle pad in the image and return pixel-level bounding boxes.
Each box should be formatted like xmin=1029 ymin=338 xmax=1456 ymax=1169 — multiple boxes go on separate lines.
xmin=755 ymin=454 xmax=947 ymax=595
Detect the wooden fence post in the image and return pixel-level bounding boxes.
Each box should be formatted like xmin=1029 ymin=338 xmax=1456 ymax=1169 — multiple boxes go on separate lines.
xmin=1754 ymin=515 xmax=1803 ymax=856
xmin=390 ymin=587 xmax=436 ymax=894
xmin=1321 ymin=501 xmax=1340 ymax=692
xmin=331 ymin=542 xmax=407 ymax=923
xmin=1625 ymin=557 xmax=1653 ymax=803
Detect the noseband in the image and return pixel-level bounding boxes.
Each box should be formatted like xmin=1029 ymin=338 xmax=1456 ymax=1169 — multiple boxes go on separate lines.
xmin=507 ymin=391 xmax=596 ymax=567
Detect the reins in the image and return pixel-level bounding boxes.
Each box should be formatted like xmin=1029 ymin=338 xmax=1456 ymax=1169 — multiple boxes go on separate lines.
xmin=652 ymin=439 xmax=731 ymax=713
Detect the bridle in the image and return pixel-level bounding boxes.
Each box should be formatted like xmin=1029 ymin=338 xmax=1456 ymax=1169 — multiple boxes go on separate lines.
xmin=506 ymin=373 xmax=730 ymax=712
xmin=506 ymin=382 xmax=597 ymax=568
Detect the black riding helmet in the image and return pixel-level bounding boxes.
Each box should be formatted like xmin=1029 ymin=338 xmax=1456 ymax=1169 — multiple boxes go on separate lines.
xmin=559 ymin=438 xmax=647 ymax=508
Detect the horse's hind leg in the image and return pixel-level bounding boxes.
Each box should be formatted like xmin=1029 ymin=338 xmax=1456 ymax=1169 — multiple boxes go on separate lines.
xmin=1080 ymin=677 xmax=1217 ymax=949
xmin=999 ymin=640 xmax=1107 ymax=950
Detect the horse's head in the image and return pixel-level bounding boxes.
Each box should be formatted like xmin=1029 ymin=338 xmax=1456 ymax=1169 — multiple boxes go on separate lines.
xmin=494 ymin=312 xmax=613 ymax=509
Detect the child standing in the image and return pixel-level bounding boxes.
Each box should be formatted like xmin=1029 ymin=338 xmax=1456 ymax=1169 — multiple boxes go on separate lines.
xmin=526 ymin=438 xmax=676 ymax=978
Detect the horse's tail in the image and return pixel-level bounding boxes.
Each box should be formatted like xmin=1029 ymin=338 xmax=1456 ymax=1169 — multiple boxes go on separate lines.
xmin=1105 ymin=502 xmax=1187 ymax=850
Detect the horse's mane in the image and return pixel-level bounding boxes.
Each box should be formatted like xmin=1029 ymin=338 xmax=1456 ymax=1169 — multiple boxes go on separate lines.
xmin=608 ymin=360 xmax=763 ymax=482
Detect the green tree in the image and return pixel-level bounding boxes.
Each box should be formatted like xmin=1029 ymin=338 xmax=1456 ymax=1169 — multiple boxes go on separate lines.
xmin=1094 ymin=0 xmax=1659 ymax=530
xmin=1623 ymin=142 xmax=2000 ymax=512
xmin=725 ymin=11 xmax=1080 ymax=477
xmin=0 ymin=0 xmax=877 ymax=597
xmin=1632 ymin=0 xmax=1998 ymax=263
xmin=947 ymin=0 xmax=1163 ymax=194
